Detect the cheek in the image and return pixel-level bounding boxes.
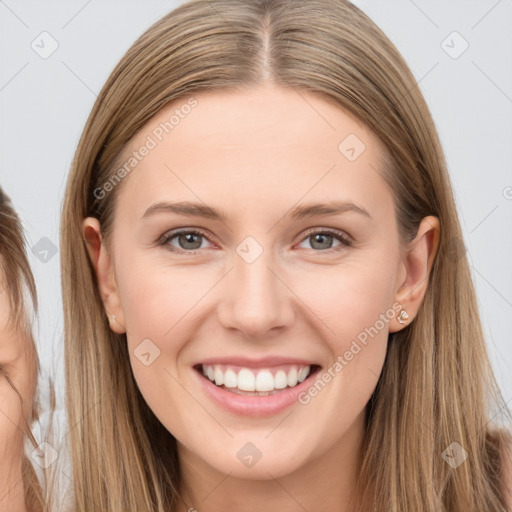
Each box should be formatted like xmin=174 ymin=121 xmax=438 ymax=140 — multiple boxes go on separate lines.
xmin=119 ymin=258 xmax=211 ymax=341
xmin=290 ymin=257 xmax=396 ymax=411
xmin=292 ymin=254 xmax=397 ymax=346
xmin=119 ymin=264 xmax=207 ymax=426
xmin=0 ymin=381 xmax=24 ymax=462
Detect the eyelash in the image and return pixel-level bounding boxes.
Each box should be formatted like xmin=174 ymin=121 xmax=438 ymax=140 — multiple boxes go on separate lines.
xmin=157 ymin=227 xmax=353 ymax=255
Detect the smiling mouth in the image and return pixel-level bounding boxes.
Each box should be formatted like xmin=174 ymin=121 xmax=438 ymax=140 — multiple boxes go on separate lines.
xmin=194 ymin=363 xmax=322 ymax=396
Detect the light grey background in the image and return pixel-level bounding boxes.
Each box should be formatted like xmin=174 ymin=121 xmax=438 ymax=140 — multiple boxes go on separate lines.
xmin=1 ymin=0 xmax=511 ymax=446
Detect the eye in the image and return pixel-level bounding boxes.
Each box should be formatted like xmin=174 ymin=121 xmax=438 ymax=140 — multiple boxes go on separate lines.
xmin=157 ymin=227 xmax=353 ymax=255
xmin=297 ymin=228 xmax=353 ymax=253
xmin=158 ymin=229 xmax=214 ymax=254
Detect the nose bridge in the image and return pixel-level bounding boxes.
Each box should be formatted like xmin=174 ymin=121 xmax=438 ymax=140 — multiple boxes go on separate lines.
xmin=217 ymin=236 xmax=294 ymax=337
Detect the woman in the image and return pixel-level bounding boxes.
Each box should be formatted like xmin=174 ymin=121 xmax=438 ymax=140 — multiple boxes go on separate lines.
xmin=0 ymin=187 xmax=45 ymax=512
xmin=60 ymin=0 xmax=512 ymax=510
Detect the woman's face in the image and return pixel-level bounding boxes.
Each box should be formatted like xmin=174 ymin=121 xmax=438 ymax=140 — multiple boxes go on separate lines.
xmin=86 ymin=84 xmax=438 ymax=481
xmin=0 ymin=260 xmax=37 ymax=507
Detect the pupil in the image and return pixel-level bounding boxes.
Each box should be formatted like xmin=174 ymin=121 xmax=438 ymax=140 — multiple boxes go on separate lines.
xmin=311 ymin=234 xmax=332 ymax=250
xmin=180 ymin=233 xmax=201 ymax=249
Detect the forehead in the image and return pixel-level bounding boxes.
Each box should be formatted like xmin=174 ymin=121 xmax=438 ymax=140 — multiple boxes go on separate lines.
xmin=114 ymin=85 xmax=394 ymax=222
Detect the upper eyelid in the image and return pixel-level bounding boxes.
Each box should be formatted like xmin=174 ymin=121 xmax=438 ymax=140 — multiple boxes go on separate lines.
xmin=301 ymin=226 xmax=353 ymax=243
xmin=159 ymin=227 xmax=212 ymax=244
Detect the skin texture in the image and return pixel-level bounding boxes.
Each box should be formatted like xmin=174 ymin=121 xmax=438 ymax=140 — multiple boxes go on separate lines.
xmin=0 ymin=260 xmax=36 ymax=512
xmin=84 ymin=84 xmax=440 ymax=512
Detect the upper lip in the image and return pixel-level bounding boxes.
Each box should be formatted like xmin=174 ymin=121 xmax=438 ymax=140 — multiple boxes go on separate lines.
xmin=194 ymin=356 xmax=321 ymax=369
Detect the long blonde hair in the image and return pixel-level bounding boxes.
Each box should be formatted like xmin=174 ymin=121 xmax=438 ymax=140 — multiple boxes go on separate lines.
xmin=60 ymin=0 xmax=512 ymax=510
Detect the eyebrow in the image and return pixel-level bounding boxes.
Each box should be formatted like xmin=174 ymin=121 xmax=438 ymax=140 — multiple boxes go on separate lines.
xmin=141 ymin=200 xmax=372 ymax=222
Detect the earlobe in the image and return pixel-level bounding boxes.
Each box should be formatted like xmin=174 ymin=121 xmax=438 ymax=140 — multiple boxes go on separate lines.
xmin=106 ymin=312 xmax=125 ymax=334
xmin=82 ymin=217 xmax=126 ymax=334
xmin=390 ymin=215 xmax=440 ymax=332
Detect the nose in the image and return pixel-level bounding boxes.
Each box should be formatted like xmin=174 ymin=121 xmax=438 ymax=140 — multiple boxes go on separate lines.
xmin=217 ymin=244 xmax=295 ymax=339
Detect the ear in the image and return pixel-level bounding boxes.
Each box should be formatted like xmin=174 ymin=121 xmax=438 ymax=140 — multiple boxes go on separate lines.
xmin=82 ymin=217 xmax=126 ymax=334
xmin=389 ymin=215 xmax=440 ymax=333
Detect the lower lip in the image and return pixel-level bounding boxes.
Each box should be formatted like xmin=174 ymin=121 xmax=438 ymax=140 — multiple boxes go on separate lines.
xmin=194 ymin=367 xmax=320 ymax=417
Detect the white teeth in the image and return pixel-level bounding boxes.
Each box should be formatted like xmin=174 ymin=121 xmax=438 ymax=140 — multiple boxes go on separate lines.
xmin=237 ymin=369 xmax=256 ymax=391
xmin=200 ymin=364 xmax=313 ymax=393
xmin=224 ymin=368 xmax=237 ymax=388
xmin=287 ymin=367 xmax=298 ymax=387
xmin=214 ymin=366 xmax=224 ymax=386
xmin=255 ymin=370 xmax=274 ymax=392
xmin=274 ymin=370 xmax=288 ymax=389
xmin=297 ymin=367 xmax=309 ymax=383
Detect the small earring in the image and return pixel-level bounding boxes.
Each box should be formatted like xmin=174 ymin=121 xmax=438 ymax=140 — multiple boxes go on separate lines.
xmin=397 ymin=309 xmax=409 ymax=325
xmin=107 ymin=313 xmax=116 ymax=325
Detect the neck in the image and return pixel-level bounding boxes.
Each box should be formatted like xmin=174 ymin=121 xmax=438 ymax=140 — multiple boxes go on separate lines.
xmin=177 ymin=409 xmax=368 ymax=512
